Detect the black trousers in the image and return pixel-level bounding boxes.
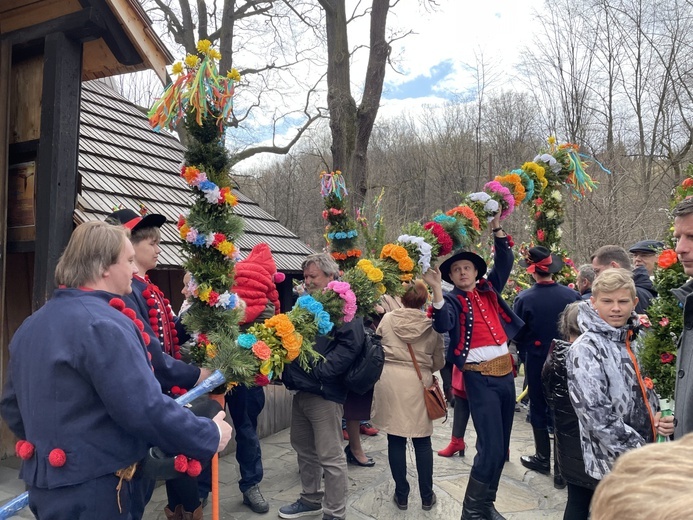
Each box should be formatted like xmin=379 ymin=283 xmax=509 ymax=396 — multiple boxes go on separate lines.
xmin=563 ymin=483 xmax=593 ymax=520
xmin=464 ymin=371 xmax=515 ymax=486
xmin=387 ymin=434 xmax=433 ymax=502
xmin=452 ymin=395 xmax=471 ymax=438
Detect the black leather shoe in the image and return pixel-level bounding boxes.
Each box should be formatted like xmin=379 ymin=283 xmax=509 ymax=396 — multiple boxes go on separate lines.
xmin=554 ymin=474 xmax=567 ymax=489
xmin=422 ymin=492 xmax=437 ymax=511
xmin=344 ymin=445 xmax=375 ymax=467
xmin=393 ymin=494 xmax=408 ymax=510
xmin=520 ymin=454 xmax=550 ymax=474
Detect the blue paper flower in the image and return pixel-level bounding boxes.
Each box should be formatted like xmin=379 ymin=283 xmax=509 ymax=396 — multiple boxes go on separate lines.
xmin=237 ymin=333 xmax=257 ymax=349
xmin=433 ymin=214 xmax=456 ymax=224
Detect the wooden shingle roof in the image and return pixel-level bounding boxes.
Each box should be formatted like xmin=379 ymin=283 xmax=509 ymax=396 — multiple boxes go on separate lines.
xmin=75 ymin=80 xmax=314 ymax=273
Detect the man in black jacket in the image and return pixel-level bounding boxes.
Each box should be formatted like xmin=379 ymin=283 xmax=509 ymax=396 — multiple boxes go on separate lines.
xmin=591 ymin=245 xmax=657 ymax=313
xmin=279 ymin=253 xmax=364 ymax=520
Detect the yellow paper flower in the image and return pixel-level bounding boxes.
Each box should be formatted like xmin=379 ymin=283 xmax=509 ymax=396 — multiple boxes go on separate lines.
xmin=357 ymin=259 xmax=373 ymax=269
xmin=224 ymin=193 xmax=238 ymax=206
xmin=260 ymin=360 xmax=272 ymax=375
xmin=216 ymin=240 xmax=235 ymax=256
xmin=366 ymin=267 xmax=384 ymax=283
xmin=198 ymin=287 xmax=212 ymax=302
xmin=185 ymin=54 xmax=200 ymax=69
xmin=548 ymin=136 xmax=557 ymax=145
xmin=227 ymin=68 xmax=241 ymax=82
xmin=376 ymin=283 xmax=386 ymax=295
xmin=197 ymin=39 xmax=212 ymax=54
xmin=210 ymin=49 xmax=221 ymax=60
xmin=206 ymin=343 xmax=217 ymax=358
xmin=171 ymin=62 xmax=184 ymax=75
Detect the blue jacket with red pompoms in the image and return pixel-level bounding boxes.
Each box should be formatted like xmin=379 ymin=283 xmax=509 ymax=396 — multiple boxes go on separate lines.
xmin=431 ymin=236 xmax=523 ymax=370
xmin=0 ymin=288 xmax=218 ymax=490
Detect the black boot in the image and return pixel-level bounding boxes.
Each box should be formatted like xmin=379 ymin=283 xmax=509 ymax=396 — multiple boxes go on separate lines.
xmin=520 ymin=427 xmax=550 ymax=474
xmin=460 ymin=477 xmax=489 ymax=520
xmin=484 ymin=487 xmax=506 ymax=520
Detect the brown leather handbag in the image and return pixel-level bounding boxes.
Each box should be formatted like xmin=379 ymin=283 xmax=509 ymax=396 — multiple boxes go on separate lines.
xmin=407 ymin=343 xmax=448 ymax=421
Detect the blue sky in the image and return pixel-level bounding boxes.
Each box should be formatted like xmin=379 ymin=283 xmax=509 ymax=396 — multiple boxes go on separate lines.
xmin=383 ymin=60 xmax=457 ymax=101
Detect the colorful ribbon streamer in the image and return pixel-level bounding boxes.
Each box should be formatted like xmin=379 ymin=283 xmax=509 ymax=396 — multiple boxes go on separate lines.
xmin=320 ymin=171 xmax=348 ymax=199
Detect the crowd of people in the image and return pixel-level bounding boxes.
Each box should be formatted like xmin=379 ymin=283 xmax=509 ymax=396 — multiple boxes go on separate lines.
xmin=4 ymin=198 xmax=693 ymax=520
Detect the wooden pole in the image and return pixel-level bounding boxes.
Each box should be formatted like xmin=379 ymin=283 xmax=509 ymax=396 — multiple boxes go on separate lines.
xmin=212 ymin=453 xmax=219 ymax=520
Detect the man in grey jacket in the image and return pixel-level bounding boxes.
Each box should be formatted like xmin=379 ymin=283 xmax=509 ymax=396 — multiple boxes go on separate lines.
xmin=673 ymin=198 xmax=693 ymax=439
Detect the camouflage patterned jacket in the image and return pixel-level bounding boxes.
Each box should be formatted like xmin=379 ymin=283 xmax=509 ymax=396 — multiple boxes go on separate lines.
xmin=566 ymin=302 xmax=658 ymax=480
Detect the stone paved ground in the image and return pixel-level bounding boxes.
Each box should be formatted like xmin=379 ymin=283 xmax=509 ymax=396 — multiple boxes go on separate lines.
xmin=0 ymin=378 xmax=567 ymax=519
xmin=142 ymin=379 xmax=567 ymax=520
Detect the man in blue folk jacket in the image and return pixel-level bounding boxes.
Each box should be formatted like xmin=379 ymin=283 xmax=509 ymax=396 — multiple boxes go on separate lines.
xmin=423 ymin=213 xmax=522 ymax=520
xmin=513 ymin=246 xmax=580 ymax=480
xmin=0 ymin=222 xmax=232 ymax=520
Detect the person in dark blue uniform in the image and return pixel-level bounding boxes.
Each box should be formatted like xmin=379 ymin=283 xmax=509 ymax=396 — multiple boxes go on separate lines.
xmin=106 ymin=208 xmax=214 ymax=520
xmin=0 ymin=221 xmax=232 ymax=520
xmin=423 ymin=214 xmax=523 ymax=520
xmin=512 ymin=246 xmax=580 ymax=481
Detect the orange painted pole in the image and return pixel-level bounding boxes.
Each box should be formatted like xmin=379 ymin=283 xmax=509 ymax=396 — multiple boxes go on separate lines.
xmin=212 ymin=453 xmax=219 ymax=520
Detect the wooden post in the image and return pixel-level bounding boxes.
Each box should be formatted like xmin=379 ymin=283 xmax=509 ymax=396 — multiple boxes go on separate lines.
xmin=32 ymin=32 xmax=82 ymax=310
xmin=0 ymin=40 xmax=12 ymax=399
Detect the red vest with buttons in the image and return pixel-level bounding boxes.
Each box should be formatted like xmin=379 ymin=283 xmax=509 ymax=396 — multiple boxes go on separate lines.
xmin=135 ymin=275 xmax=181 ymax=360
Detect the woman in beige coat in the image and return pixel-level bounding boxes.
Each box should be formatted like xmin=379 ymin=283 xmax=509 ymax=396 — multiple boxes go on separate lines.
xmin=372 ymin=281 xmax=445 ymax=512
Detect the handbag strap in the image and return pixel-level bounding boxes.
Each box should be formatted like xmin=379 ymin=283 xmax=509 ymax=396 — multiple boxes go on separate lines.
xmin=407 ymin=343 xmax=425 ymax=384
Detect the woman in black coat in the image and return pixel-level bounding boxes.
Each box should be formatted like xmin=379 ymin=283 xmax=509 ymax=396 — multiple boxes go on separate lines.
xmin=542 ymin=301 xmax=599 ymax=520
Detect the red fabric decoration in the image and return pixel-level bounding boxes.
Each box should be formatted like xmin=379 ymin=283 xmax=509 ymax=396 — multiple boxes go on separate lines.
xmin=122 ymin=308 xmax=136 ymax=320
xmin=108 ymin=298 xmax=126 ymax=311
xmin=187 ymin=459 xmax=202 ymax=477
xmin=149 ymin=318 xmax=159 ymax=328
xmin=141 ymin=332 xmax=150 ymax=346
xmin=142 ymin=289 xmax=152 ymax=299
xmin=174 ymin=454 xmax=188 ymax=473
xmin=179 ymin=389 xmax=187 ymax=394
xmin=171 ymin=386 xmax=181 ymax=395
xmin=255 ymin=374 xmax=270 ymax=386
xmin=147 ymin=352 xmax=152 ymax=361
xmin=233 ymin=243 xmax=282 ymax=325
xmin=174 ymin=353 xmax=182 ymax=360
xmin=133 ymin=319 xmax=144 ymax=332
xmin=148 ymin=309 xmax=158 ymax=317
xmin=146 ymin=298 xmax=156 ymax=307
xmin=16 ymin=440 xmax=34 ymax=460
xmin=48 ymin=448 xmax=66 ymax=467
xmin=273 ymin=272 xmax=286 ymax=284
xmin=163 ymin=298 xmax=170 ymax=305
xmin=170 ymin=328 xmax=178 ymax=338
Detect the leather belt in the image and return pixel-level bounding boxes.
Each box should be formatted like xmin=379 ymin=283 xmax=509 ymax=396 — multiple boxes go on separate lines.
xmin=463 ymin=354 xmax=513 ymax=377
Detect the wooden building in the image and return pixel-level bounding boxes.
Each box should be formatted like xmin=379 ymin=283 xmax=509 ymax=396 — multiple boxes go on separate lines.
xmin=0 ymin=0 xmax=312 ymax=456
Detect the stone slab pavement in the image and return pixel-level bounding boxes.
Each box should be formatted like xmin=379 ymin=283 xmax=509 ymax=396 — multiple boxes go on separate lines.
xmin=0 ymin=378 xmax=567 ymax=519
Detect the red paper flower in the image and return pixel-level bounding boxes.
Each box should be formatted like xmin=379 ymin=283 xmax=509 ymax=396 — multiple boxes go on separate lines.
xmin=682 ymin=178 xmax=693 ymax=188
xmin=174 ymin=454 xmax=188 ymax=473
xmin=48 ymin=448 xmax=66 ymax=467
xmin=535 ymin=198 xmax=544 ymax=206
xmin=661 ymin=353 xmax=675 ymax=364
xmin=537 ymin=229 xmax=545 ymax=242
xmin=643 ymin=377 xmax=654 ymax=390
xmin=255 ymin=374 xmax=270 ymax=386
xmin=658 ymin=249 xmax=678 ymax=269
xmin=659 ymin=317 xmax=670 ymax=327
xmin=187 ymin=459 xmax=202 ymax=477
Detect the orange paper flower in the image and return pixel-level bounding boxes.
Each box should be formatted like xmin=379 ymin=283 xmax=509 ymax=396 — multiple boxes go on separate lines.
xmin=658 ymin=249 xmax=678 ymax=269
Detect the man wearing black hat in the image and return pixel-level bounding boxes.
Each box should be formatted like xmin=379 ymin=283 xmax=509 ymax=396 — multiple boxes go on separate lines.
xmin=106 ymin=208 xmax=213 ymax=520
xmin=512 ymin=247 xmax=580 ymax=483
xmin=423 ymin=214 xmax=523 ymax=520
xmin=629 ymin=239 xmax=664 ymax=278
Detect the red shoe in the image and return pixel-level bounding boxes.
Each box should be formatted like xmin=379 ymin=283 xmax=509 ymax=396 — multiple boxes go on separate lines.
xmin=359 ymin=423 xmax=379 ymax=436
xmin=343 ymin=428 xmax=349 ymax=441
xmin=437 ymin=436 xmax=466 ymax=457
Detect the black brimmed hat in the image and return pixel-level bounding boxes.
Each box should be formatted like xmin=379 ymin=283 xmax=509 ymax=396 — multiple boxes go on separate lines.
xmin=519 ymin=246 xmax=564 ymax=274
xmin=439 ymin=250 xmax=487 ymax=284
xmin=106 ymin=208 xmax=166 ymax=233
xmin=628 ymin=240 xmax=664 ymax=255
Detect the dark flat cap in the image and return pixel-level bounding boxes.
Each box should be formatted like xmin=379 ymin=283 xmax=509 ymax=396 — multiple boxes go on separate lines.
xmin=628 ymin=240 xmax=664 ymax=254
